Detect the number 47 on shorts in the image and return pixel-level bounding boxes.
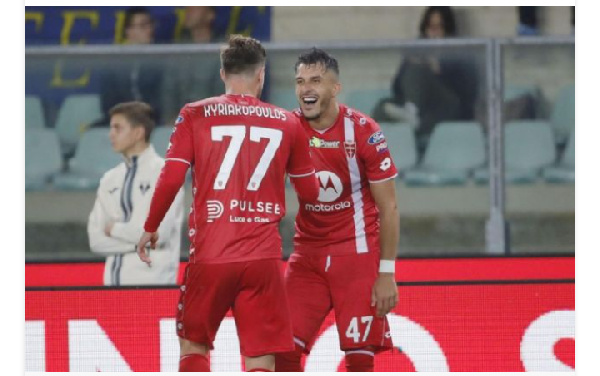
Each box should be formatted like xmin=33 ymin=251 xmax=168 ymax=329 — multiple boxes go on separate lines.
xmin=345 ymin=316 xmax=374 ymax=343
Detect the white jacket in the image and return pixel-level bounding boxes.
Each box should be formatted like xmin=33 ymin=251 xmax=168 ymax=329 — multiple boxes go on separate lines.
xmin=87 ymin=145 xmax=184 ymax=286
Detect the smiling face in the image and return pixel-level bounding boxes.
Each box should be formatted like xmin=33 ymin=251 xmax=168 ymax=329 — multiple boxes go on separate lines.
xmin=294 ymin=62 xmax=340 ymax=121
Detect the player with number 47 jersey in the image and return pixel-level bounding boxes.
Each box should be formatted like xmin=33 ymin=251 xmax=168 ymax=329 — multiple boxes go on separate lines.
xmin=275 ymin=48 xmax=400 ymax=373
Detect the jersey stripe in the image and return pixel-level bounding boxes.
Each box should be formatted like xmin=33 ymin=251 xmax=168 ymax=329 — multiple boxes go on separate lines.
xmin=288 ymin=170 xmax=315 ymax=178
xmin=165 ymin=158 xmax=191 ymax=166
xmin=344 ymin=117 xmax=368 ymax=254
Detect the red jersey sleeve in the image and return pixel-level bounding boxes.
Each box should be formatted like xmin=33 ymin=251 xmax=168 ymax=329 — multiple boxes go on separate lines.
xmin=286 ymin=117 xmax=315 ymax=178
xmin=165 ymin=106 xmax=195 ymax=166
xmin=359 ymin=120 xmax=398 ymax=183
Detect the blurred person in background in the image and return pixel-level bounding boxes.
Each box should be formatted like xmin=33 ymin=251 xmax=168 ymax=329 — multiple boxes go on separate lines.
xmin=373 ymin=6 xmax=479 ymax=154
xmin=161 ymin=6 xmax=224 ymax=124
xmin=87 ymin=101 xmax=184 ymax=285
xmin=275 ymin=48 xmax=399 ymax=372
xmin=179 ymin=5 xmax=223 ymax=43
xmin=93 ymin=7 xmax=164 ymax=127
xmin=517 ymin=6 xmax=539 ymax=36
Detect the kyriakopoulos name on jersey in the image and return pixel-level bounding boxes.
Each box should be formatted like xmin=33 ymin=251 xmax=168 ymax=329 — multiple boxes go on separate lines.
xmin=230 ymin=199 xmax=281 ymax=215
xmin=305 ymin=201 xmax=351 ymax=212
xmin=204 ymin=103 xmax=287 ymax=121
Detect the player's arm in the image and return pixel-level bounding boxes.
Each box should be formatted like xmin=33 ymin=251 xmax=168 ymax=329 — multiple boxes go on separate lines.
xmin=360 ymin=120 xmax=400 ymax=317
xmin=287 ymin=118 xmax=319 ymax=202
xmin=87 ymin=194 xmax=136 ymax=255
xmin=138 ymin=107 xmax=194 ymax=265
xmin=369 ymin=178 xmax=400 ymax=318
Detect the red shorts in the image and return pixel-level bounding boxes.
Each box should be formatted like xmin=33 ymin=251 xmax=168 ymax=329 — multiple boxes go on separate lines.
xmin=284 ymin=251 xmax=393 ymax=353
xmin=176 ymin=259 xmax=294 ymax=357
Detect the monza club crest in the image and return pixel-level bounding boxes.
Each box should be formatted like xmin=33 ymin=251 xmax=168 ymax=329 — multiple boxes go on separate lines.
xmin=344 ymin=141 xmax=356 ymax=158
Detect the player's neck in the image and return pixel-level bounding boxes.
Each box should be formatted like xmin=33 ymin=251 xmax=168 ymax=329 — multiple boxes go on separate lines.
xmin=225 ymin=83 xmax=259 ymax=98
xmin=308 ymin=102 xmax=340 ymax=131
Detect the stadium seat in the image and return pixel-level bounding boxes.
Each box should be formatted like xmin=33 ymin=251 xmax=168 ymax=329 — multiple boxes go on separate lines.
xmin=151 ymin=126 xmax=174 ymax=158
xmin=474 ymin=120 xmax=556 ymax=184
xmin=25 ymin=129 xmax=62 ymax=190
xmin=25 ymin=95 xmax=45 ymax=129
xmin=55 ymin=94 xmax=103 ymax=156
xmin=378 ymin=123 xmax=417 ymax=174
xmin=345 ymin=88 xmax=390 ymax=116
xmin=53 ymin=129 xmax=122 ymax=191
xmin=543 ymin=129 xmax=575 ymax=184
xmin=404 ymin=121 xmax=486 ymax=186
xmin=549 ymin=84 xmax=575 ymax=145
xmin=270 ymin=88 xmax=299 ymax=111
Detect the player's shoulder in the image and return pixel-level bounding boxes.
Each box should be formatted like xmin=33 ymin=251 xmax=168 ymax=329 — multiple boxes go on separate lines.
xmin=255 ymin=98 xmax=297 ymax=122
xmin=341 ymin=104 xmax=378 ymax=129
xmin=341 ymin=104 xmax=382 ymax=139
xmin=179 ymin=95 xmax=225 ymax=116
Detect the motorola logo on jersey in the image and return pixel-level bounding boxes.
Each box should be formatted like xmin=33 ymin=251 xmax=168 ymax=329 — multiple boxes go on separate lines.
xmin=316 ymin=171 xmax=343 ymax=202
xmin=206 ymin=200 xmax=224 ymax=222
xmin=305 ymin=171 xmax=351 ymax=212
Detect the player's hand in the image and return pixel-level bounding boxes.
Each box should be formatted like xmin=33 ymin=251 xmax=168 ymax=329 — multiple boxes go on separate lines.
xmin=371 ymin=273 xmax=398 ymax=317
xmin=137 ymin=231 xmax=158 ymax=267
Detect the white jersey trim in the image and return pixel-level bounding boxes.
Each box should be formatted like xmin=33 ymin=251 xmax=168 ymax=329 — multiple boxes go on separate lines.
xmin=288 ymin=170 xmax=315 ymax=178
xmin=344 ymin=117 xmax=368 ymax=254
xmin=368 ymin=174 xmax=398 ymax=184
xmin=345 ymin=349 xmax=375 ymax=357
xmin=165 ymin=158 xmax=191 ymax=166
xmin=293 ymin=337 xmax=306 ymax=348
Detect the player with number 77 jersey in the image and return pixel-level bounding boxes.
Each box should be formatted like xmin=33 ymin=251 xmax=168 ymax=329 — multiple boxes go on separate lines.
xmin=146 ymin=95 xmax=318 ymax=264
xmin=138 ymin=35 xmax=320 ymax=373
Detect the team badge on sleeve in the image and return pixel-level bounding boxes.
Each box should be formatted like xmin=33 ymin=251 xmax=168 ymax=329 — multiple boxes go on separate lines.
xmin=175 ymin=115 xmax=184 ymax=125
xmin=376 ymin=142 xmax=389 ymax=153
xmin=368 ymin=131 xmax=385 ymax=145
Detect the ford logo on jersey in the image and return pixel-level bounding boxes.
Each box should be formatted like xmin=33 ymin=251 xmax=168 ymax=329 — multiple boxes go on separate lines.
xmin=368 ymin=131 xmax=385 ymax=144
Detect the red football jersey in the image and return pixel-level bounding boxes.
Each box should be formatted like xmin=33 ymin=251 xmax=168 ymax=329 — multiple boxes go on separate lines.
xmin=166 ymin=94 xmax=314 ymax=264
xmin=293 ymin=104 xmax=398 ymax=256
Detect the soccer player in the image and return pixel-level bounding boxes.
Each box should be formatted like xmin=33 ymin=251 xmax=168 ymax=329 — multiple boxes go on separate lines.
xmin=137 ymin=35 xmax=319 ymax=372
xmin=275 ymin=48 xmax=400 ymax=372
xmin=87 ymin=101 xmax=184 ymax=285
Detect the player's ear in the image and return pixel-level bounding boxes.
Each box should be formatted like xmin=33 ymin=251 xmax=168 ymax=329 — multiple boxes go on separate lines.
xmin=258 ymin=65 xmax=266 ymax=85
xmin=333 ymin=81 xmax=341 ymax=98
xmin=135 ymin=125 xmax=146 ymax=143
xmin=219 ymin=68 xmax=226 ymax=82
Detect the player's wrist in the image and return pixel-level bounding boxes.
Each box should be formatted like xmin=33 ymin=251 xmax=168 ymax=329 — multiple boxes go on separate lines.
xmin=378 ymin=259 xmax=395 ymax=275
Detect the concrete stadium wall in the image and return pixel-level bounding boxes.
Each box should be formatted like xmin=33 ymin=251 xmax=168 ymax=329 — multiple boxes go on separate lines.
xmin=271 ymin=6 xmax=573 ymax=42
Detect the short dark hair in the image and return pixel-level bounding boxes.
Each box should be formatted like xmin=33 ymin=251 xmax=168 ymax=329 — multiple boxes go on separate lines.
xmin=124 ymin=7 xmax=153 ymax=30
xmin=220 ymin=34 xmax=266 ymax=75
xmin=419 ymin=6 xmax=457 ymax=38
xmin=294 ymin=48 xmax=339 ymax=76
xmin=109 ymin=101 xmax=155 ymax=142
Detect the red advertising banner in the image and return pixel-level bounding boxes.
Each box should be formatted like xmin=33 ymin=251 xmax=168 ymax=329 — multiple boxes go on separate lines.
xmin=25 ymin=256 xmax=575 ymax=286
xmin=25 ymin=282 xmax=574 ymax=372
